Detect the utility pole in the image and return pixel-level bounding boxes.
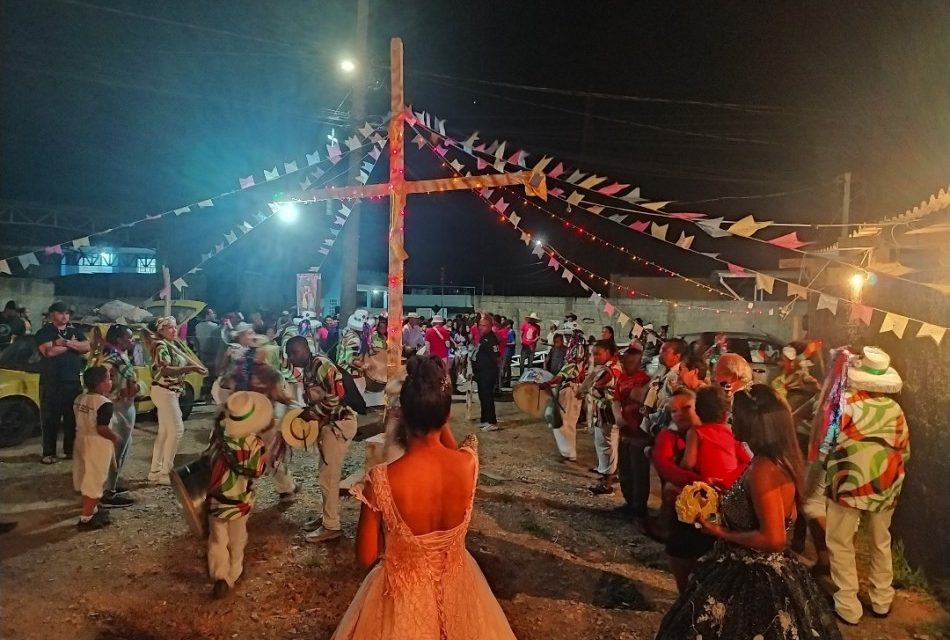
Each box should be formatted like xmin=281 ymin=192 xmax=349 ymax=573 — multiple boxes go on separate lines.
xmin=339 ymin=0 xmax=369 ymax=321
xmin=840 ymin=171 xmax=851 ymax=241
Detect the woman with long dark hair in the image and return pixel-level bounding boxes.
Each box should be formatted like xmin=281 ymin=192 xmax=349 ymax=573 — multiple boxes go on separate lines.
xmin=655 ymin=384 xmax=842 ymax=639
xmin=331 ymin=356 xmax=515 ymax=640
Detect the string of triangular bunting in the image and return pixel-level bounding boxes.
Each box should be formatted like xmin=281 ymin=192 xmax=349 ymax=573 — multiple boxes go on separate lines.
xmin=0 ymin=121 xmax=389 ymax=277
xmin=151 ymin=138 xmax=388 ymax=301
xmin=411 ymin=116 xmax=948 ymax=345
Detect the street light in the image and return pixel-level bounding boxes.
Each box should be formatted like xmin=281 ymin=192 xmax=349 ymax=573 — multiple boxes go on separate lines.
xmin=849 ymin=273 xmax=866 ymax=298
xmin=277 ymin=203 xmax=299 ymax=224
xmin=340 ymin=58 xmax=356 ymax=73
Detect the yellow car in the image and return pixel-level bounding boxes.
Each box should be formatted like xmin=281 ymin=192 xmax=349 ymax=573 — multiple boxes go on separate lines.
xmin=0 ymin=300 xmax=208 ymax=448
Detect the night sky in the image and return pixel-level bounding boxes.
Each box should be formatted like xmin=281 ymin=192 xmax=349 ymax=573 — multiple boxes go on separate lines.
xmin=2 ymin=1 xmax=949 ymax=308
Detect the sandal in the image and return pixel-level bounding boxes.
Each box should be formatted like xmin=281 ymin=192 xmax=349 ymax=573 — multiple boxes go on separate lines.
xmin=41 ymin=456 xmax=57 ymax=465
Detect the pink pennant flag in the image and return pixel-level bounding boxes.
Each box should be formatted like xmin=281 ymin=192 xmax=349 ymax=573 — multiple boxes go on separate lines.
xmin=403 ymin=107 xmax=418 ymax=126
xmin=493 ymin=199 xmax=509 ymax=214
xmin=369 ymin=147 xmax=381 ymax=160
xmin=547 ymin=257 xmax=560 ymax=270
xmin=629 ymin=220 xmax=650 ymax=233
xmin=548 ymin=187 xmax=564 ymax=197
xmin=411 ymin=134 xmax=426 ymax=149
xmin=547 ymin=162 xmax=565 ymax=179
xmin=603 ymin=302 xmax=615 ymax=317
xmin=327 ymin=143 xmax=342 ymax=159
xmin=477 ymin=158 xmax=488 ymax=170
xmin=434 ymin=145 xmax=448 ymax=157
xmin=158 ymin=286 xmax=171 ymax=300
xmin=239 ymin=176 xmax=255 ymax=189
xmin=44 ymin=245 xmax=63 ymax=255
xmin=473 ymin=143 xmax=486 ymax=152
xmin=507 ymin=150 xmax=524 ymax=166
xmin=669 ymin=212 xmax=707 ymax=220
xmin=849 ymin=303 xmax=873 ymax=326
xmin=598 ymin=182 xmax=630 ymax=196
xmin=767 ymin=232 xmax=809 ymax=250
xmin=479 ymin=187 xmax=494 ymax=199
xmin=727 ymin=263 xmax=746 ymax=275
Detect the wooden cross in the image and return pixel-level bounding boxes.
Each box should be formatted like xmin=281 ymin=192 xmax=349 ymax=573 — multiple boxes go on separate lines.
xmin=293 ymin=38 xmax=546 ymax=375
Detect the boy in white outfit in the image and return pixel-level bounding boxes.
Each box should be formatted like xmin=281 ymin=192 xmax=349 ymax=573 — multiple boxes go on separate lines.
xmin=72 ymin=366 xmax=119 ymax=531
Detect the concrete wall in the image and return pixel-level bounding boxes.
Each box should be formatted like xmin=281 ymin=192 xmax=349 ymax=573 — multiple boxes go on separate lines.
xmin=0 ymin=278 xmax=55 ymax=326
xmin=476 ymin=294 xmax=804 ymax=342
xmin=809 ymin=279 xmax=950 ymax=584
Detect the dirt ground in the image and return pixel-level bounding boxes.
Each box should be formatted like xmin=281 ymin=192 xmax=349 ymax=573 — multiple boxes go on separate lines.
xmin=1 ymin=399 xmax=948 ymax=640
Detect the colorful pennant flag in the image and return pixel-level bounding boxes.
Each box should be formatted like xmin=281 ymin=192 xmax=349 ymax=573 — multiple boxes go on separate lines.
xmin=879 ymin=312 xmax=909 ymax=338
xmin=239 ymin=176 xmax=255 ymax=189
xmin=917 ymin=322 xmax=946 ymax=345
xmin=264 ymin=167 xmax=279 ymax=181
xmin=767 ymin=232 xmax=809 ymax=250
xmin=727 ymin=215 xmax=772 ymax=237
xmin=850 ymin=303 xmax=873 ymax=326
xmin=816 ymin=293 xmax=839 ymax=315
xmin=755 ymin=273 xmax=775 ymax=294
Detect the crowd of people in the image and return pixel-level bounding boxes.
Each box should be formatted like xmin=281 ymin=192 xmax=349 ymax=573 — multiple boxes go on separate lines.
xmin=3 ymin=297 xmax=913 ymax=636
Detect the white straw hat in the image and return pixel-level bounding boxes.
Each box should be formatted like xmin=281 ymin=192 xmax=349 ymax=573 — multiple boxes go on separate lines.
xmin=222 ymin=391 xmax=273 ymax=438
xmin=847 ymin=346 xmax=902 ymax=394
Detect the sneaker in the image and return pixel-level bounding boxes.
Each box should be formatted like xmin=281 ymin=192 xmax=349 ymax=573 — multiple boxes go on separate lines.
xmin=100 ymin=493 xmax=135 ymax=509
xmin=480 ymin=423 xmax=500 ymax=432
xmin=40 ymin=456 xmax=57 ymax=465
xmin=113 ymin=482 xmax=131 ymax=496
xmin=212 ymin=579 xmax=230 ymax=599
xmin=77 ymin=515 xmax=108 ymax=531
xmin=304 ymin=527 xmax=342 ymax=544
xmin=278 ymin=481 xmax=302 ymax=503
xmin=302 ymin=516 xmax=322 ymax=532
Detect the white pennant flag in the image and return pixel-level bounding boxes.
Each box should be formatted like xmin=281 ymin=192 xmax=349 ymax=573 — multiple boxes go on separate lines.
xmin=589 ymin=292 xmax=602 ymax=305
xmin=449 ymin=159 xmax=464 ymax=173
xmin=267 ymin=202 xmax=281 ymax=213
xmin=508 ymin=212 xmax=521 ymax=227
xmin=675 ymin=232 xmax=695 ymax=250
xmin=755 ymin=273 xmax=775 ymax=294
xmin=264 ymin=167 xmax=279 ymax=181
xmin=359 ymin=122 xmax=375 ymax=139
xmin=323 ymin=238 xmax=334 ymax=247
xmin=344 ymin=135 xmax=362 ymax=151
xmin=917 ymin=322 xmax=946 ymax=345
xmin=494 ymin=140 xmax=507 ymax=159
xmin=224 ymin=231 xmax=238 ymax=244
xmin=306 ymin=150 xmax=320 ymax=166
xmin=356 ymin=171 xmax=369 ymax=184
xmin=786 ymin=282 xmax=808 ymax=299
xmin=620 ymin=187 xmax=644 ymax=203
xmin=173 ymin=206 xmax=191 ymax=216
xmin=197 ymin=200 xmax=214 ymax=208
xmin=284 ymin=161 xmax=298 ymax=174
xmin=240 ymin=221 xmax=253 ymax=233
xmin=579 ymin=280 xmax=590 ymax=292
xmin=696 ymin=217 xmax=730 ymax=238
xmin=520 ymin=231 xmax=531 ymax=245
xmin=651 ymin=223 xmax=669 ymax=240
xmin=561 ymin=269 xmax=574 ymax=283
xmin=879 ymin=312 xmax=909 ymax=338
xmin=340 ymin=205 xmax=352 ymax=218
xmin=318 ymin=247 xmax=330 ymax=255
xmin=566 ymin=170 xmax=586 ymax=184
xmin=608 ymin=214 xmax=628 ymax=224
xmin=816 ymin=293 xmax=839 ymax=315
xmin=330 ymin=228 xmax=340 ymax=236
xmin=617 ymin=313 xmax=630 ymax=327
xmin=18 ymin=253 xmax=39 ymax=269
xmin=633 ymin=322 xmax=644 ymax=338
xmin=299 ymin=176 xmax=312 ymax=191
xmin=532 ymin=244 xmax=544 ymax=258
xmin=172 ymin=277 xmax=188 ymax=291
xmin=72 ymin=237 xmax=90 ymax=249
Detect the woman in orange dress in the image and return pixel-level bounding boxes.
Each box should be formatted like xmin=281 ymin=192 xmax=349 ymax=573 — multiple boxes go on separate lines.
xmin=331 ymin=356 xmax=516 ymax=640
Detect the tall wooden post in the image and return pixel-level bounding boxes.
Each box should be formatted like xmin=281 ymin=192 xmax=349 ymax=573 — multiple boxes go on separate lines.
xmin=387 ymin=38 xmax=406 ymax=376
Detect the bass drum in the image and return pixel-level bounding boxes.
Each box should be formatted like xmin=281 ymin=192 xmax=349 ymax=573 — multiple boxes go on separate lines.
xmin=170 ymin=454 xmax=213 ymax=539
xmin=363 ymin=349 xmax=388 ymax=393
xmin=512 ymin=368 xmax=554 ymax=419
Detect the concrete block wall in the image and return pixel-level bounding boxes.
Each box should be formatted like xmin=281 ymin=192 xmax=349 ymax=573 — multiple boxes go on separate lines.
xmin=476 ymin=295 xmax=803 ymax=342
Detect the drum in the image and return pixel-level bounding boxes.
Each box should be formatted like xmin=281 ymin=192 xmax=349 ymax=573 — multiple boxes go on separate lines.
xmin=170 ymin=454 xmax=212 ymax=539
xmin=363 ymin=349 xmax=388 ymax=393
xmin=512 ymin=368 xmax=554 ymax=419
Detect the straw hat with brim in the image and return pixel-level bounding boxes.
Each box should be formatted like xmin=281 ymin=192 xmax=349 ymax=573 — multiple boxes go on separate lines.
xmin=280 ymin=408 xmax=320 ymax=448
xmin=233 ymin=322 xmax=255 ymax=335
xmin=222 ymin=391 xmax=273 ymax=438
xmin=527 ymin=312 xmax=540 ymax=321
xmin=847 ymin=346 xmax=902 ymax=394
xmin=348 ymin=310 xmax=374 ymax=331
xmin=432 ymin=315 xmax=445 ymax=324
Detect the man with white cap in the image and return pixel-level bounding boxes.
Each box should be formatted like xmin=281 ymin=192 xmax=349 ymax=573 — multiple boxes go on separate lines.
xmin=336 ymin=310 xmax=373 ymax=396
xmin=824 ymin=346 xmax=909 ymax=625
xmin=402 ymin=312 xmax=426 ymax=357
xmin=520 ymin=312 xmax=541 ymax=372
xmin=425 ymin=314 xmax=451 ymax=365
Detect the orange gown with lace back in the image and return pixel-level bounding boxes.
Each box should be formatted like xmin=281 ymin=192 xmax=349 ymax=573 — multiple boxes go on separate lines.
xmin=331 ymin=435 xmax=516 ymax=640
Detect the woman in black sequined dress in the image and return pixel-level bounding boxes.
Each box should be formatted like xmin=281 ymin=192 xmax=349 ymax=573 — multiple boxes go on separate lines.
xmin=655 ymin=384 xmax=843 ymax=640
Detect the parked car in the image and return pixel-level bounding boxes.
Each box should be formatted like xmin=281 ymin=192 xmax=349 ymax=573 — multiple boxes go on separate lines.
xmin=0 ymin=301 xmax=208 ymax=448
xmin=679 ymin=330 xmax=786 ymax=382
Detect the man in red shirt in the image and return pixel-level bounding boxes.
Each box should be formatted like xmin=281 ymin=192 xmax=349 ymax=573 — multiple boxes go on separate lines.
xmin=519 ymin=312 xmax=541 ymax=371
xmin=424 ymin=314 xmax=451 ymax=364
xmin=614 ymin=343 xmax=652 ymax=521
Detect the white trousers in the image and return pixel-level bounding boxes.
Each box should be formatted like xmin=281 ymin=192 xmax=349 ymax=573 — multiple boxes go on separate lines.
xmin=548 ymin=386 xmax=581 ymax=460
xmin=149 ymin=385 xmax=184 ymax=477
xmin=208 ymin=515 xmax=249 ymax=587
xmin=825 ymin=499 xmax=896 ymax=623
xmin=263 ymin=402 xmax=297 ymax=495
xmin=318 ymin=416 xmax=358 ymax=531
xmin=801 ymin=458 xmax=828 ymax=521
xmin=594 ymin=422 xmax=620 ymax=476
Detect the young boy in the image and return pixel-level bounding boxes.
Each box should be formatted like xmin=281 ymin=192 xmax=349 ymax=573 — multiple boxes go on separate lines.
xmin=72 ymin=366 xmax=119 ymax=531
xmin=207 ymin=390 xmax=270 ymax=599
